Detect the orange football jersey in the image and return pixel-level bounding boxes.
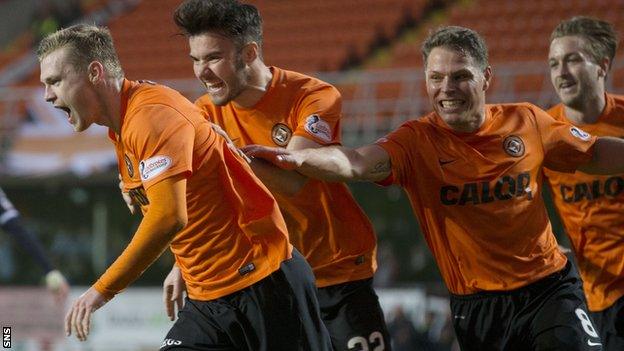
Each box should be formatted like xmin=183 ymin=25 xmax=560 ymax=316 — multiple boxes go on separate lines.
xmin=377 ymin=103 xmax=596 ymax=295
xmin=103 ymin=79 xmax=291 ymax=300
xmin=545 ymin=93 xmax=624 ymax=311
xmin=195 ymin=67 xmax=377 ymax=287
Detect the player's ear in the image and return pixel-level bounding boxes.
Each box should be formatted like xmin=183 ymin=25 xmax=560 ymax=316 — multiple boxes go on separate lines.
xmin=597 ymin=57 xmax=610 ymax=79
xmin=483 ymin=66 xmax=492 ymax=91
xmin=87 ymin=61 xmax=105 ymax=84
xmin=241 ymin=42 xmax=259 ymax=64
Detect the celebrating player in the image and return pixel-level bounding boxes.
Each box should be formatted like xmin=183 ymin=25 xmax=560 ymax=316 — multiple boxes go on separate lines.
xmin=244 ymin=25 xmax=624 ymax=350
xmin=38 ymin=24 xmax=331 ymax=350
xmin=545 ymin=16 xmax=624 ymax=350
xmin=163 ymin=1 xmax=391 ymax=349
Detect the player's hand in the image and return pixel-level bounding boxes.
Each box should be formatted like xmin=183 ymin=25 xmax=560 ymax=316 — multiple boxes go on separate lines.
xmin=119 ymin=174 xmax=139 ymax=214
xmin=45 ymin=270 xmax=70 ymax=303
xmin=211 ymin=123 xmax=251 ymax=163
xmin=241 ymin=144 xmax=301 ymax=170
xmin=65 ymin=287 xmax=108 ymax=341
xmin=163 ymin=265 xmax=186 ymax=321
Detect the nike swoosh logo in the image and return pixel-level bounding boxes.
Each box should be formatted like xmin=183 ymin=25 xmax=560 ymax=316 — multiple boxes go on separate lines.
xmin=439 ymin=159 xmax=455 ymax=166
xmin=587 ymin=340 xmax=602 ymax=347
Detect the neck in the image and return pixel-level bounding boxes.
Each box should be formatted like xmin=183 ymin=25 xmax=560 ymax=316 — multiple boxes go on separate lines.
xmin=98 ymin=77 xmax=125 ymax=134
xmin=564 ymin=91 xmax=606 ymax=125
xmin=232 ymin=63 xmax=272 ymax=108
xmin=447 ymin=110 xmax=486 ymax=133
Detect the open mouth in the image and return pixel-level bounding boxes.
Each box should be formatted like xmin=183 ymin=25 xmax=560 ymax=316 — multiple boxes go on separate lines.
xmin=439 ymin=99 xmax=465 ymax=110
xmin=55 ymin=106 xmax=71 ymax=116
xmin=204 ymin=81 xmax=225 ymax=94
xmin=558 ymin=80 xmax=576 ymax=90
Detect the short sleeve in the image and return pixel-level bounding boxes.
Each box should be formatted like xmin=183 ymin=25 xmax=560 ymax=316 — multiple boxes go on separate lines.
xmin=532 ymin=105 xmax=596 ymax=172
xmin=292 ymin=85 xmax=342 ymax=145
xmin=125 ymin=105 xmax=194 ymax=190
xmin=375 ymin=122 xmax=419 ymax=187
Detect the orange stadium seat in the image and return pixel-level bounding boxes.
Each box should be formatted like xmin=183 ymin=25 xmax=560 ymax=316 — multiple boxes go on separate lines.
xmin=2 ymin=0 xmax=427 ymax=85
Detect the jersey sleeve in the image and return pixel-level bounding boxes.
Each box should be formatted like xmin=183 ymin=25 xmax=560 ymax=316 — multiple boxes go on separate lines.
xmin=292 ymin=85 xmax=342 ymax=145
xmin=125 ymin=105 xmax=195 ymax=190
xmin=375 ymin=122 xmax=419 ymax=187
xmin=531 ymin=105 xmax=596 ymax=172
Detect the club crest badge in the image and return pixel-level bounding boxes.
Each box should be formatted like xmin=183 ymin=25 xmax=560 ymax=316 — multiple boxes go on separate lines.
xmin=570 ymin=126 xmax=591 ymax=141
xmin=271 ymin=123 xmax=292 ymax=146
xmin=304 ymin=114 xmax=332 ymax=143
xmin=124 ymin=154 xmax=134 ymax=177
xmin=503 ymin=135 xmax=525 ymax=157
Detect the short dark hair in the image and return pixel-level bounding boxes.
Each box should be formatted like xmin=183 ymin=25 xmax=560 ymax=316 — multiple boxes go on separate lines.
xmin=551 ymin=16 xmax=618 ymax=69
xmin=174 ymin=0 xmax=263 ymax=50
xmin=37 ymin=24 xmax=124 ymax=79
xmin=421 ymin=26 xmax=489 ymax=70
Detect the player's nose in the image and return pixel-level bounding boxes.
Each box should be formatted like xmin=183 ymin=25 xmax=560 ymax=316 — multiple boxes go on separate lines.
xmin=44 ymin=86 xmax=56 ymax=103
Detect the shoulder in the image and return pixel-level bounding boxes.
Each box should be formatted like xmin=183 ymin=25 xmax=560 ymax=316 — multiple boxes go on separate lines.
xmin=389 ymin=115 xmax=432 ymax=139
xmin=124 ymin=84 xmax=197 ymax=135
xmin=489 ymin=102 xmax=539 ymax=115
xmin=489 ymin=102 xmax=550 ymax=123
xmin=194 ymin=94 xmax=215 ymax=111
xmin=545 ymin=103 xmax=564 ymax=119
xmin=276 ymin=67 xmax=340 ymax=99
xmin=609 ymin=93 xmax=624 ymax=108
xmin=127 ymin=82 xmax=187 ymax=112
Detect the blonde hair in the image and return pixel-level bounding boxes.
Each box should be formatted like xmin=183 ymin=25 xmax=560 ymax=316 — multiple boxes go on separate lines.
xmin=37 ymin=24 xmax=124 ymax=79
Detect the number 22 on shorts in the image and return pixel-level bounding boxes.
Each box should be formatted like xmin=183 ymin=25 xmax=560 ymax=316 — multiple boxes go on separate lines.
xmin=347 ymin=331 xmax=385 ymax=351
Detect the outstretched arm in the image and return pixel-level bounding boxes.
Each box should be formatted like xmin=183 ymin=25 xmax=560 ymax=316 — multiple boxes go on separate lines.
xmin=243 ymin=143 xmax=392 ymax=182
xmin=246 ymin=136 xmax=327 ymax=196
xmin=578 ymin=137 xmax=624 ymax=174
xmin=65 ymin=174 xmax=188 ymax=341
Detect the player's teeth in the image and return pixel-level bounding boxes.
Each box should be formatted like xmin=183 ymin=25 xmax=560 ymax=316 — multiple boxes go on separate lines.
xmin=441 ymin=100 xmax=462 ymax=108
xmin=207 ymin=83 xmax=224 ymax=92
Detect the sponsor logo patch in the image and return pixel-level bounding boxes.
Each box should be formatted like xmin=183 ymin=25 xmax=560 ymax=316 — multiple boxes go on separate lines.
xmin=124 ymin=154 xmax=134 ymax=177
xmin=503 ymin=135 xmax=525 ymax=157
xmin=271 ymin=123 xmax=292 ymax=146
xmin=304 ymin=114 xmax=332 ymax=143
xmin=570 ymin=126 xmax=591 ymax=141
xmin=139 ymin=155 xmax=172 ymax=181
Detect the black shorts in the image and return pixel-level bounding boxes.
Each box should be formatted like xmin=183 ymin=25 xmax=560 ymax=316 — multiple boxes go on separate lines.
xmin=450 ymin=261 xmax=603 ymax=351
xmin=161 ymin=249 xmax=332 ymax=351
xmin=317 ymin=278 xmax=391 ymax=351
xmin=590 ymin=294 xmax=624 ymax=351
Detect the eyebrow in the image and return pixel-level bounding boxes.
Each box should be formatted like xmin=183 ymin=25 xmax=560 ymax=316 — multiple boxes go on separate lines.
xmin=42 ymin=75 xmax=60 ymax=84
xmin=189 ymin=51 xmax=221 ymax=60
xmin=427 ymin=68 xmax=473 ymax=75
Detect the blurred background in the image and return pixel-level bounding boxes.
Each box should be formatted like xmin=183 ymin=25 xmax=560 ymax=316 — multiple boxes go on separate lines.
xmin=0 ymin=0 xmax=623 ymax=350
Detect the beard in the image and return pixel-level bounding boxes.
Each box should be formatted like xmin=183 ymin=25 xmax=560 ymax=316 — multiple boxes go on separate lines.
xmin=210 ymin=55 xmax=249 ymax=106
